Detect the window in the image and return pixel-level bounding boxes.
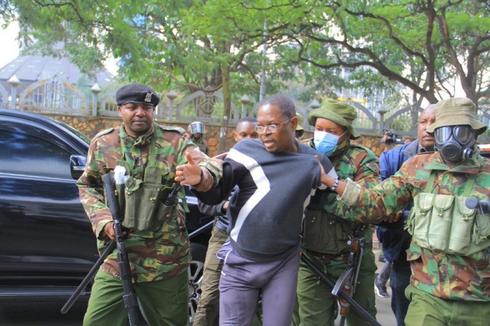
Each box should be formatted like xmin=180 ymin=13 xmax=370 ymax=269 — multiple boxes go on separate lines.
xmin=0 ymin=128 xmax=72 ymax=179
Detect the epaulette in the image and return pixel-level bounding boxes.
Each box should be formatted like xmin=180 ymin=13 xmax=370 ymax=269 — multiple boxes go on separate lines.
xmin=158 ymin=124 xmax=186 ymax=135
xmin=93 ymin=128 xmax=114 ymax=139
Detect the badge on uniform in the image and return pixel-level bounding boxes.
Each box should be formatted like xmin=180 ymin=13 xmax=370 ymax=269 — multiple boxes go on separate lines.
xmin=144 ymin=92 xmax=153 ymax=103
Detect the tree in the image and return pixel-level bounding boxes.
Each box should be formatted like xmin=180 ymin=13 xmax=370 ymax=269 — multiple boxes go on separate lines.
xmin=270 ymin=0 xmax=489 ymax=108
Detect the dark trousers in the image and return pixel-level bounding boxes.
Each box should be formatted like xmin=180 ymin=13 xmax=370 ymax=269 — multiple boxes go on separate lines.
xmin=390 ymin=259 xmax=411 ymax=326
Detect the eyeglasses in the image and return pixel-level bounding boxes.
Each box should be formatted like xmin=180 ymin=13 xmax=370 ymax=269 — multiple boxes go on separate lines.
xmin=121 ymin=103 xmax=155 ymax=113
xmin=256 ymin=119 xmax=290 ymax=133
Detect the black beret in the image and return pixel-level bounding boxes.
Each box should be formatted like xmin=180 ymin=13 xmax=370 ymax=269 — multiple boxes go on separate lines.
xmin=116 ymin=83 xmax=160 ymax=106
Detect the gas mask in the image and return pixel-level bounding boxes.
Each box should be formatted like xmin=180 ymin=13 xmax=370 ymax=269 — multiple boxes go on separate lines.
xmin=434 ymin=125 xmax=476 ymax=164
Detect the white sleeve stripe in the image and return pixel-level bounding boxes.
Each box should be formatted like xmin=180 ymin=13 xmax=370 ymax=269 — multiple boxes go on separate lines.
xmin=227 ymin=148 xmax=271 ymax=242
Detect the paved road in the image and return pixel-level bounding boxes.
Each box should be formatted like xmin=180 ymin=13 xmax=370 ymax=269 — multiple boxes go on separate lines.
xmin=372 ymin=248 xmax=397 ymax=326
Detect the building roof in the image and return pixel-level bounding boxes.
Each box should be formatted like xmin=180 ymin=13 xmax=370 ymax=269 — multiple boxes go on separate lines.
xmin=0 ymin=54 xmax=114 ymax=94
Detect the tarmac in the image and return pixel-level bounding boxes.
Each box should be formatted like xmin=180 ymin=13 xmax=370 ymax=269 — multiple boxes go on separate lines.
xmin=366 ymin=247 xmax=397 ymax=326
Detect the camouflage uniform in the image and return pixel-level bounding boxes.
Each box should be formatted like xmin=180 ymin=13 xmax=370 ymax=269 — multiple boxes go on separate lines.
xmin=192 ymin=137 xmax=208 ymax=154
xmin=338 ymin=151 xmax=490 ymax=325
xmin=77 ymin=124 xmax=193 ymax=326
xmin=296 ymin=140 xmax=379 ymax=326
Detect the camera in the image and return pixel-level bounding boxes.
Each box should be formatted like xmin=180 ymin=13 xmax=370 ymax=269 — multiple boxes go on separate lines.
xmin=383 ymin=129 xmax=403 ymax=144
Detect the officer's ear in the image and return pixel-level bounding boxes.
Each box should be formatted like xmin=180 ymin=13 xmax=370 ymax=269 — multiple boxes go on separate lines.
xmin=290 ymin=116 xmax=298 ymax=131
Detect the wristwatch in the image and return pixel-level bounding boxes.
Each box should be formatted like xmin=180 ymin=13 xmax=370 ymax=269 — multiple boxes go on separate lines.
xmin=330 ymin=177 xmax=339 ymax=191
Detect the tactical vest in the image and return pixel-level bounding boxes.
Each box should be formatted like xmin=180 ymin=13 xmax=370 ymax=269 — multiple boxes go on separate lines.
xmin=302 ymin=145 xmax=371 ymax=255
xmin=117 ymin=127 xmax=178 ymax=232
xmin=406 ymin=173 xmax=490 ymax=256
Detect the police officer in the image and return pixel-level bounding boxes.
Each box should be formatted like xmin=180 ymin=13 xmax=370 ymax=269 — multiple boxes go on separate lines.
xmin=295 ymin=112 xmax=305 ymax=140
xmin=188 ymin=121 xmax=209 ymax=154
xmin=77 ymin=83 xmax=199 ymax=326
xmin=295 ymin=99 xmax=379 ymax=325
xmin=321 ymin=97 xmax=490 ymax=325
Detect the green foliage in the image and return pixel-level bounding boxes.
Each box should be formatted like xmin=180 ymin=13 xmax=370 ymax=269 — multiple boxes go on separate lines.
xmin=4 ymin=0 xmax=489 ymax=113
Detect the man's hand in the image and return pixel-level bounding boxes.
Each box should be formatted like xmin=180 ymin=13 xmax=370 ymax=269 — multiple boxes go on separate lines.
xmin=185 ymin=146 xmax=207 ymax=163
xmin=104 ymin=222 xmax=115 ymax=240
xmin=222 ymin=201 xmax=230 ymax=211
xmin=175 ymin=152 xmax=203 ymax=186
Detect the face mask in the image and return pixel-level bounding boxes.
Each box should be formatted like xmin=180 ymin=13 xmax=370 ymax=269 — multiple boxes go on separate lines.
xmin=313 ymin=130 xmax=340 ymax=156
xmin=434 ymin=125 xmax=476 ymax=164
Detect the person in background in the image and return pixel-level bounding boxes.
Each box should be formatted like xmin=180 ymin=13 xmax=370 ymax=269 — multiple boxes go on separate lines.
xmin=193 ymin=117 xmax=258 ymax=326
xmin=188 ymin=121 xmax=209 ymax=154
xmin=295 ymin=112 xmax=305 ymax=140
xmin=374 ymin=104 xmax=436 ymax=325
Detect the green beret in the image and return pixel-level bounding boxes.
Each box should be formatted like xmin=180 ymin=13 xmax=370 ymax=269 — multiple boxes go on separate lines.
xmin=116 ymin=83 xmax=160 ymax=106
xmin=426 ymin=97 xmax=487 ymax=135
xmin=308 ymin=99 xmax=359 ymax=138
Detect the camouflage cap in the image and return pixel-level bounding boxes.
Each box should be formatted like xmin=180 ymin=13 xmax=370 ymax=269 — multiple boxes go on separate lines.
xmin=296 ymin=112 xmax=304 ymax=131
xmin=307 ymin=99 xmax=359 ymax=138
xmin=116 ymin=83 xmax=160 ymax=106
xmin=426 ymin=98 xmax=487 ymax=134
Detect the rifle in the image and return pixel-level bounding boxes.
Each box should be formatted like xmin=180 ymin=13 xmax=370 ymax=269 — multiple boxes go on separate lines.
xmin=61 ymin=240 xmax=115 ymax=314
xmin=61 ymin=168 xmax=126 ymax=316
xmin=62 ymin=171 xmax=185 ymax=318
xmin=332 ymin=238 xmax=364 ymax=326
xmin=102 ymin=172 xmax=147 ymax=326
xmin=188 ymin=220 xmax=214 ymax=239
xmin=301 ymin=252 xmax=381 ymax=326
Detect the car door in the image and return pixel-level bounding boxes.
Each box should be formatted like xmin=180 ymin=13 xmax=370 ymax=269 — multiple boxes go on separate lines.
xmin=0 ymin=118 xmax=97 ymax=283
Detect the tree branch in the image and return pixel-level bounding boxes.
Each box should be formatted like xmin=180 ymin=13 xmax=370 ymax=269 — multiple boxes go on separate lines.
xmin=338 ymin=3 xmax=429 ymax=66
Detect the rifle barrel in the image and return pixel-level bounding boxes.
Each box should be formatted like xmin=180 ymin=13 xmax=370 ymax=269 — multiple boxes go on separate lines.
xmin=302 ymin=253 xmax=381 ymax=326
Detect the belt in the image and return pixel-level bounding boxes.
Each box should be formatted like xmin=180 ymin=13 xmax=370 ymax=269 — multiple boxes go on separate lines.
xmin=304 ymin=249 xmax=349 ymax=264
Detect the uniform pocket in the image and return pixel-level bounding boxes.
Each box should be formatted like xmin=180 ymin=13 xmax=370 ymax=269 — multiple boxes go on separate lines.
xmin=427 ymin=194 xmax=454 ymax=251
xmin=474 ymin=206 xmax=490 ymax=244
xmin=448 ymin=197 xmax=476 ymax=253
xmin=302 ymin=210 xmax=347 ymax=254
xmin=124 ymin=182 xmax=169 ymax=231
xmin=409 ymin=193 xmax=433 ymax=249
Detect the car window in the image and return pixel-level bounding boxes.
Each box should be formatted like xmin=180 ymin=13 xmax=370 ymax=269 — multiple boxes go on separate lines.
xmin=0 ymin=129 xmax=72 ymax=179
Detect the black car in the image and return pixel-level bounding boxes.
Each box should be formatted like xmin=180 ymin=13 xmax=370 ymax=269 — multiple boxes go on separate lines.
xmin=0 ymin=109 xmax=211 ymax=320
